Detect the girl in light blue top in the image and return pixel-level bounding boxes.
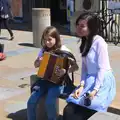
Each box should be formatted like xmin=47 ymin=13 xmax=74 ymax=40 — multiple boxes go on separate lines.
xmin=63 ymin=12 xmax=116 ymax=120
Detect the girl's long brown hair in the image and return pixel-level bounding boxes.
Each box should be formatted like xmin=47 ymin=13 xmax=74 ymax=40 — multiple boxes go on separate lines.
xmin=41 ymin=26 xmax=62 ymax=51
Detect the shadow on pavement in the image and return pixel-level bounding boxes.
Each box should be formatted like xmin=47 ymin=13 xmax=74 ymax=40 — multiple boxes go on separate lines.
xmin=0 ymin=37 xmax=9 ymax=40
xmin=7 ymin=109 xmax=27 ymax=120
xmin=18 ymin=43 xmax=35 ymax=47
xmin=6 ymin=108 xmax=120 ymax=120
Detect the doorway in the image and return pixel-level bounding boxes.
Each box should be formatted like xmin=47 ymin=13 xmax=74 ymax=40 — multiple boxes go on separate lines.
xmin=50 ymin=0 xmax=67 ymax=24
xmin=33 ymin=0 xmax=68 ymax=23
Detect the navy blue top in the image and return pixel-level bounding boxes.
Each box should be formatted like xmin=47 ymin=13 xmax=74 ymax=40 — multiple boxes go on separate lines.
xmin=0 ymin=0 xmax=11 ymax=16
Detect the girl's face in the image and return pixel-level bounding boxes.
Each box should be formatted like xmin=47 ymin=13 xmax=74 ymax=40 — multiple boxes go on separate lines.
xmin=44 ymin=36 xmax=56 ymax=48
xmin=76 ymin=20 xmax=89 ymax=37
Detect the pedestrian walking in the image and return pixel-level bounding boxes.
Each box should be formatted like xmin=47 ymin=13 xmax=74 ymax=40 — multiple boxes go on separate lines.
xmin=0 ymin=0 xmax=14 ymax=40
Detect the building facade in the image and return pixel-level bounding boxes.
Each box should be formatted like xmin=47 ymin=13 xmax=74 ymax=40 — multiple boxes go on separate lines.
xmin=10 ymin=0 xmax=75 ymax=23
xmin=10 ymin=0 xmax=120 ymax=26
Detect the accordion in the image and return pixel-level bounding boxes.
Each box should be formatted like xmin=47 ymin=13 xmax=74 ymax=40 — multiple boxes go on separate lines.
xmin=37 ymin=51 xmax=69 ymax=84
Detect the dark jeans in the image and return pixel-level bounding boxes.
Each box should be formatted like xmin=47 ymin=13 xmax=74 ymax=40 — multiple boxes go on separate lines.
xmin=0 ymin=43 xmax=4 ymax=53
xmin=63 ymin=102 xmax=97 ymax=120
xmin=27 ymin=80 xmax=65 ymax=120
xmin=0 ymin=18 xmax=13 ymax=37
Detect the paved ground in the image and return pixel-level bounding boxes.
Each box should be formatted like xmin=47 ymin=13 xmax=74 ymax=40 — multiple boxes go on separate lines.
xmin=0 ymin=22 xmax=120 ymax=120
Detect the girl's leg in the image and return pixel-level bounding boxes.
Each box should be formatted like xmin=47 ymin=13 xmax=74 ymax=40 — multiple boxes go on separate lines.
xmin=63 ymin=102 xmax=76 ymax=120
xmin=45 ymin=85 xmax=64 ymax=120
xmin=76 ymin=105 xmax=97 ymax=120
xmin=63 ymin=102 xmax=97 ymax=120
xmin=27 ymin=80 xmax=48 ymax=120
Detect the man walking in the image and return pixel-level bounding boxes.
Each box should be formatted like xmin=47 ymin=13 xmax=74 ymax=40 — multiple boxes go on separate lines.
xmin=0 ymin=0 xmax=14 ymax=40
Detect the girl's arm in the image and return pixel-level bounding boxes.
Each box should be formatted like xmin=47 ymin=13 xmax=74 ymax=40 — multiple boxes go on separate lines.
xmin=94 ymin=41 xmax=109 ymax=91
xmin=34 ymin=48 xmax=44 ymax=68
xmin=80 ymin=58 xmax=87 ymax=87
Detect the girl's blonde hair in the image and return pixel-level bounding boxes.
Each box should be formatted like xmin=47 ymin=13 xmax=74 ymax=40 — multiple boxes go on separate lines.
xmin=41 ymin=26 xmax=61 ymax=50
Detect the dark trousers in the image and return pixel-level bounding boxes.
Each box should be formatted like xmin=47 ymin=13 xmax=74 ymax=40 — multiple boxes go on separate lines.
xmin=63 ymin=102 xmax=97 ymax=120
xmin=0 ymin=43 xmax=4 ymax=53
xmin=0 ymin=18 xmax=13 ymax=37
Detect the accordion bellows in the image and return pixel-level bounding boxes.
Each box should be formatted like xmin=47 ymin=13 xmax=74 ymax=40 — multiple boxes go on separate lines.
xmin=37 ymin=52 xmax=68 ymax=84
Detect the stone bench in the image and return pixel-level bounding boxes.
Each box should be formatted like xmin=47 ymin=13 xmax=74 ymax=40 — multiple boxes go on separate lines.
xmin=30 ymin=75 xmax=120 ymax=120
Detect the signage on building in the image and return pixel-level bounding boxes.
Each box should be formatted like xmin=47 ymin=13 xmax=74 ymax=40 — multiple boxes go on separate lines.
xmin=108 ymin=1 xmax=120 ymax=14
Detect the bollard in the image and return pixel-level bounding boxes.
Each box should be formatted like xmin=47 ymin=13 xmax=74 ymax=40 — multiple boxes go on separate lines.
xmin=32 ymin=8 xmax=51 ymax=48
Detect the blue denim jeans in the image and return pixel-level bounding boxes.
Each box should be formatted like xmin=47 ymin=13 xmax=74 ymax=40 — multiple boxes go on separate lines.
xmin=27 ymin=80 xmax=64 ymax=120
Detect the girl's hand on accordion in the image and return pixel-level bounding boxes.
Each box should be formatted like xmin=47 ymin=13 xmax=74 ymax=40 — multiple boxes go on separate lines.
xmin=34 ymin=57 xmax=43 ymax=68
xmin=55 ymin=68 xmax=66 ymax=78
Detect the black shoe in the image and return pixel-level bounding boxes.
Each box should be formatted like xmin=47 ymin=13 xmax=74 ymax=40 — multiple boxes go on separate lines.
xmin=9 ymin=36 xmax=14 ymax=40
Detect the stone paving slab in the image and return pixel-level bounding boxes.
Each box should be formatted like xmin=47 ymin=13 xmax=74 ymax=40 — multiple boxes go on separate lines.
xmin=0 ymin=90 xmax=29 ymax=120
xmin=89 ymin=112 xmax=120 ymax=120
xmin=0 ymin=87 xmax=25 ymax=100
xmin=0 ymin=51 xmax=38 ymax=81
xmin=0 ymin=65 xmax=36 ymax=81
xmin=5 ymin=47 xmax=38 ymax=57
xmin=5 ymin=101 xmax=27 ymax=114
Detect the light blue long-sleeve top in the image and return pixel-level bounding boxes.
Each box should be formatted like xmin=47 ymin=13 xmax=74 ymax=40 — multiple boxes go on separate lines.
xmin=81 ymin=35 xmax=111 ymax=91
